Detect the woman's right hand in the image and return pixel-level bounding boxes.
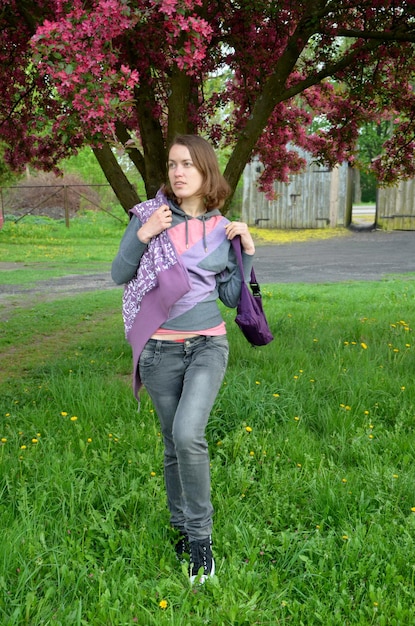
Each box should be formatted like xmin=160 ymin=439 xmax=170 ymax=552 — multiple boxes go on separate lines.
xmin=137 ymin=204 xmax=172 ymax=244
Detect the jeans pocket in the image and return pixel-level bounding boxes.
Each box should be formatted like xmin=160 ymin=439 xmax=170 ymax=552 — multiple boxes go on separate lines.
xmin=208 ymin=336 xmax=229 ymax=371
xmin=139 ymin=344 xmax=161 ymax=369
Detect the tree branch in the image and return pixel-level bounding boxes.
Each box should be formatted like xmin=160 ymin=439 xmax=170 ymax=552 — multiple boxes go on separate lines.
xmin=114 ymin=120 xmax=146 ymax=177
xmin=334 ymin=28 xmax=415 ymax=42
xmin=92 ymin=142 xmax=140 ymax=213
xmin=223 ymin=20 xmax=392 ymax=210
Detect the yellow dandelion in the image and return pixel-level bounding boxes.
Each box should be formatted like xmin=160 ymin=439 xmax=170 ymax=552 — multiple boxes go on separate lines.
xmin=87 ymin=438 xmax=92 ymax=443
xmin=342 ymin=535 xmax=349 ymax=540
xmin=249 ymin=451 xmax=255 ymax=456
xmin=369 ymin=424 xmax=374 ymax=429
xmin=245 ymin=426 xmax=252 ymax=433
xmin=297 ymin=463 xmax=302 ymax=468
xmin=159 ymin=599 xmax=168 ymax=610
xmin=70 ymin=416 xmax=78 ymax=421
xmin=364 ymin=410 xmax=369 ymax=415
xmin=61 ymin=411 xmax=68 ymax=416
xmin=217 ymin=440 xmax=223 ymax=446
xmin=294 ymin=416 xmax=300 ymax=421
xmin=293 ymin=375 xmax=298 ymax=380
xmin=313 ymin=338 xmax=318 ymax=343
xmin=393 ymin=474 xmax=398 ymax=479
xmin=150 ymin=471 xmax=156 ymax=477
xmin=1 ymin=438 xmax=7 ymax=443
xmin=405 ymin=343 xmax=411 ymax=348
xmin=393 ymin=348 xmax=399 ymax=353
xmin=342 ymin=478 xmax=347 ymax=483
xmin=401 ymin=386 xmax=406 ymax=391
xmin=368 ymin=434 xmax=374 ymax=439
xmin=273 ymin=393 xmax=280 ymax=397
xmin=361 ymin=342 xmax=368 ymax=350
xmin=5 ymin=413 xmax=10 ymax=417
xmin=20 ymin=445 xmax=27 ymax=450
xmin=31 ymin=438 xmax=38 ymax=444
xmin=411 ymin=507 xmax=415 ymax=513
xmin=255 ymin=381 xmax=260 ymax=385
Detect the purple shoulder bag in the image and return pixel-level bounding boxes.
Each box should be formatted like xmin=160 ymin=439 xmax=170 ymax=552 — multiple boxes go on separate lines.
xmin=231 ymin=237 xmax=273 ymax=346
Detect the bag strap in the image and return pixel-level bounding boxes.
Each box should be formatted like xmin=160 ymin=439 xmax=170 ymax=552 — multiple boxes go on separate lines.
xmin=231 ymin=236 xmax=261 ymax=298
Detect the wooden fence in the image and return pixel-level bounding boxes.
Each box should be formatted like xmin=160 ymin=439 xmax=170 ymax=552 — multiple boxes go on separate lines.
xmin=242 ymin=152 xmax=415 ymax=231
xmin=377 ymin=179 xmax=415 ymax=230
xmin=242 ymin=155 xmax=351 ymax=229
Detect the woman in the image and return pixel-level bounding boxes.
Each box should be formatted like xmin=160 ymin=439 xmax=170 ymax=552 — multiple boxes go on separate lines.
xmin=112 ymin=135 xmax=255 ymax=584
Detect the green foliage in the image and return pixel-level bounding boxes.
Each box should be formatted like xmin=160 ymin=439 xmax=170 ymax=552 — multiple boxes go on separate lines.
xmin=357 ymin=121 xmax=393 ymax=202
xmin=62 ymin=147 xmax=108 ymax=186
xmin=1 ymin=217 xmax=415 ymax=624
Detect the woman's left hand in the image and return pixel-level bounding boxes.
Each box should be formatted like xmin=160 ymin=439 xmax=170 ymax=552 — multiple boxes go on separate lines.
xmin=225 ymin=221 xmax=255 ymax=255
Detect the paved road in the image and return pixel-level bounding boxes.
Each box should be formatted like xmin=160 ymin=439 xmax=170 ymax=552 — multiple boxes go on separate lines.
xmin=254 ymin=229 xmax=415 ymax=283
xmin=1 ymin=230 xmax=414 ymax=309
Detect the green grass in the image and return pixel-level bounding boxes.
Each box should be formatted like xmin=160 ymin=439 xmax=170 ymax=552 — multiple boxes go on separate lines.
xmin=1 ymin=216 xmax=415 ymax=624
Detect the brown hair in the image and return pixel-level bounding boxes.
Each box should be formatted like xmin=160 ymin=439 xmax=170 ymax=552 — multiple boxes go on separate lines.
xmin=162 ymin=134 xmax=231 ymax=211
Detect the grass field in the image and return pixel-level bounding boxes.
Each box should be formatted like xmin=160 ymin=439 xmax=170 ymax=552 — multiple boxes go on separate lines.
xmin=1 ymin=214 xmax=415 ymax=625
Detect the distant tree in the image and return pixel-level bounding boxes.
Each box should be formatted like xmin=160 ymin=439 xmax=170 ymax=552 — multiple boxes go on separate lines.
xmin=2 ymin=1 xmax=415 ymax=213
xmin=357 ymin=120 xmax=392 ymax=202
xmin=0 ymin=142 xmax=16 ymax=186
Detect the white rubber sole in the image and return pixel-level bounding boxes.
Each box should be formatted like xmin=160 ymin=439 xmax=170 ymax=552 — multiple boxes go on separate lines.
xmin=189 ymin=557 xmax=215 ymax=585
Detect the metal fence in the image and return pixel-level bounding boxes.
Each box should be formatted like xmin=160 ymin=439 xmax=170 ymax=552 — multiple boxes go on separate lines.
xmin=0 ymin=183 xmax=126 ymax=227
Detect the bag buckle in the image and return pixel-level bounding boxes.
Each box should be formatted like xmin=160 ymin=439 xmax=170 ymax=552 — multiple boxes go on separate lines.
xmin=251 ymin=282 xmax=261 ymax=297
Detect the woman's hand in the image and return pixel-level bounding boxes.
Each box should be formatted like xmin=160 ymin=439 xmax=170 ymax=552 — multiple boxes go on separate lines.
xmin=225 ymin=221 xmax=255 ymax=255
xmin=137 ymin=204 xmax=172 ymax=244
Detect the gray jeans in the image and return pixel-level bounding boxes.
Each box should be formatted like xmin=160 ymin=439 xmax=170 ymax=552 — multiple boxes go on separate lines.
xmin=139 ymin=335 xmax=229 ymax=541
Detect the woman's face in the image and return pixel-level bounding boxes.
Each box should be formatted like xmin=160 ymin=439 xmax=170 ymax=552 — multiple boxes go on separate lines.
xmin=168 ymin=144 xmax=204 ymax=202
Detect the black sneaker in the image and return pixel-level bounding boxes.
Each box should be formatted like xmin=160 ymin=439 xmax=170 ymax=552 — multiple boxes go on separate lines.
xmin=174 ymin=530 xmax=190 ymax=563
xmin=189 ymin=537 xmax=215 ymax=584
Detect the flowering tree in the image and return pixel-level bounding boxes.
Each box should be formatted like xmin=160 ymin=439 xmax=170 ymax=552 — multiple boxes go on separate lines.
xmin=2 ymin=0 xmax=415 ymax=212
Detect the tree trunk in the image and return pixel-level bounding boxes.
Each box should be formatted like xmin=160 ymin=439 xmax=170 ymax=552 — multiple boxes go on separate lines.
xmin=92 ymin=143 xmax=140 ymax=214
xmin=134 ymin=82 xmax=167 ymax=198
xmin=167 ymin=67 xmax=196 ymax=143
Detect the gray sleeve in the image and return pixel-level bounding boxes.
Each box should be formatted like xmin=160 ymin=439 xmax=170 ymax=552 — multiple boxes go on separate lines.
xmin=217 ymin=248 xmax=254 ymax=308
xmin=111 ymin=215 xmax=148 ymax=284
